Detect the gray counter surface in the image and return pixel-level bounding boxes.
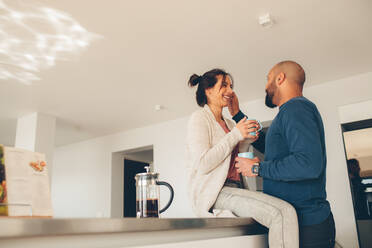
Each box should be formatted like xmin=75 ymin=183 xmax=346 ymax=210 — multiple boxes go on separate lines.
xmin=0 ymin=217 xmax=267 ymax=238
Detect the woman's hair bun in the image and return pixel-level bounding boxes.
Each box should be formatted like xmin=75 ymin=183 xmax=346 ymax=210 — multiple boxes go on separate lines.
xmin=188 ymin=74 xmax=203 ymax=87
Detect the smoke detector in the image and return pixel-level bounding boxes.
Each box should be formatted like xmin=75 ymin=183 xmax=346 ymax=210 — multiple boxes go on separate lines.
xmin=154 ymin=105 xmax=163 ymax=111
xmin=258 ymin=13 xmax=274 ymax=28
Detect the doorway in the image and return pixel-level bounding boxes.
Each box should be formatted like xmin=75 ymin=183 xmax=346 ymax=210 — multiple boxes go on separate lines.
xmin=123 ymin=159 xmax=148 ymax=217
xmin=341 ymin=118 xmax=372 ymax=248
xmin=122 ymin=147 xmax=154 ymax=218
xmin=110 ymin=145 xmax=154 ymax=218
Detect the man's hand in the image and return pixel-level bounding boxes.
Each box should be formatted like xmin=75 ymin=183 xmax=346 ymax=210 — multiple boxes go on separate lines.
xmin=235 ymin=157 xmax=260 ymax=177
xmin=228 ymin=92 xmax=240 ymax=116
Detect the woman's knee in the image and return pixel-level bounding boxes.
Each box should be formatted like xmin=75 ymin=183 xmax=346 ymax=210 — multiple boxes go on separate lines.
xmin=280 ymin=202 xmax=297 ymax=219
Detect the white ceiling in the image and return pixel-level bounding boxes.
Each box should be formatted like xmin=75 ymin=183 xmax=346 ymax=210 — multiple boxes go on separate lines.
xmin=344 ymin=128 xmax=372 ymax=158
xmin=1 ymin=0 xmax=372 ymax=147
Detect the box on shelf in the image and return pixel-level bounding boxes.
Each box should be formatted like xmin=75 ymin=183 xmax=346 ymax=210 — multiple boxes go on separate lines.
xmin=0 ymin=145 xmax=53 ymax=217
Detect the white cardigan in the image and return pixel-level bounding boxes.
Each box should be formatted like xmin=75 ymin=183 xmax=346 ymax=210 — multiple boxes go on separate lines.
xmin=186 ymin=105 xmax=252 ymax=217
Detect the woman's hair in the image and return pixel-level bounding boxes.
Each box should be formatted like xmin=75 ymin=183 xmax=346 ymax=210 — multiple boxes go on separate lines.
xmin=188 ymin=68 xmax=232 ymax=107
xmin=347 ymin=159 xmax=361 ymax=177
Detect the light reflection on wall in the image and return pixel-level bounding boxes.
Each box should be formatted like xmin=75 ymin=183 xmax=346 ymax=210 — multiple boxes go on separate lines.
xmin=0 ymin=0 xmax=102 ymax=85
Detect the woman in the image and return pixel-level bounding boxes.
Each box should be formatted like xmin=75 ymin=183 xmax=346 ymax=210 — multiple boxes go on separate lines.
xmin=186 ymin=68 xmax=299 ymax=248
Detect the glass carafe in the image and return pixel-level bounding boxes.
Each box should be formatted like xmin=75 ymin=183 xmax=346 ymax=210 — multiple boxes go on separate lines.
xmin=135 ymin=166 xmax=174 ymax=218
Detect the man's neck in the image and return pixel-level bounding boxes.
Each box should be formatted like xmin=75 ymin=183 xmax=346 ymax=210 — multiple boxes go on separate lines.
xmin=208 ymin=104 xmax=223 ymax=122
xmin=278 ymin=91 xmax=303 ymax=107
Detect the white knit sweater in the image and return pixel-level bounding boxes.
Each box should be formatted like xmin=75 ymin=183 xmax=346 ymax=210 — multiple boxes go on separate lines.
xmin=186 ymin=105 xmax=252 ymax=217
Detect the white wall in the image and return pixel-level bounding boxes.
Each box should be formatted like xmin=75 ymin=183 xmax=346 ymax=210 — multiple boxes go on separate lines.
xmin=53 ymin=71 xmax=372 ymax=248
xmin=52 ymin=116 xmax=193 ymax=218
xmin=0 ymin=119 xmax=16 ymax=147
xmin=339 ymin=99 xmax=372 ymax=124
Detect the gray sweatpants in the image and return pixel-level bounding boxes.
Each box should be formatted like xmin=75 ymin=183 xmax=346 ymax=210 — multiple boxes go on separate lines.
xmin=214 ymin=185 xmax=299 ymax=248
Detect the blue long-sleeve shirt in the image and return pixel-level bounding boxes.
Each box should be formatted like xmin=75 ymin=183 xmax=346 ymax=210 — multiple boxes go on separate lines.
xmin=233 ymin=97 xmax=331 ymax=226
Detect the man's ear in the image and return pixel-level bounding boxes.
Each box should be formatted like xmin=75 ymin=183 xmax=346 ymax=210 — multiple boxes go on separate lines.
xmin=276 ymin=72 xmax=286 ymax=86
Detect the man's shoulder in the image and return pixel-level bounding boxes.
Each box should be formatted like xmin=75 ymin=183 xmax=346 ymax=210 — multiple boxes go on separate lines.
xmin=295 ymin=97 xmax=317 ymax=108
xmin=280 ymin=97 xmax=316 ymax=114
xmin=285 ymin=96 xmax=315 ymax=106
xmin=278 ymin=97 xmax=319 ymax=126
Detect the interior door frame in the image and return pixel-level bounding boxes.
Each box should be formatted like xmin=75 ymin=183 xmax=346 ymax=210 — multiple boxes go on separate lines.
xmin=340 ymin=118 xmax=372 ymax=248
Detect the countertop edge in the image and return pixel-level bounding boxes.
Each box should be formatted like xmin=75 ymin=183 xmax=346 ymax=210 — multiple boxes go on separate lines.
xmin=0 ymin=217 xmax=268 ymax=238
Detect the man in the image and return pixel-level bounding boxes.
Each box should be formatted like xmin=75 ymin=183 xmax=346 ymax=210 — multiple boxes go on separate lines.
xmin=230 ymin=61 xmax=335 ymax=247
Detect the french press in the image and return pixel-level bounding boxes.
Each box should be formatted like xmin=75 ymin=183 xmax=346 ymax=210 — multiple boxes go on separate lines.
xmin=135 ymin=166 xmax=174 ymax=218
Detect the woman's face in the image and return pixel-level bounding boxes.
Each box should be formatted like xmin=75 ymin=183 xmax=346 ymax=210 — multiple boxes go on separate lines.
xmin=206 ymin=75 xmax=234 ymax=108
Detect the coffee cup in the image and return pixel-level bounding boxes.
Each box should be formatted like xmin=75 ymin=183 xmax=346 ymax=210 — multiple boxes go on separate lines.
xmin=247 ymin=118 xmax=263 ymax=136
xmin=238 ymin=152 xmax=255 ymax=159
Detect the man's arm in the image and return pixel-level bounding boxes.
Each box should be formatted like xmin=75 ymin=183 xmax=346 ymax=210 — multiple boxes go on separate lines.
xmin=259 ymin=104 xmax=324 ymax=181
xmin=252 ymin=131 xmax=265 ymax=154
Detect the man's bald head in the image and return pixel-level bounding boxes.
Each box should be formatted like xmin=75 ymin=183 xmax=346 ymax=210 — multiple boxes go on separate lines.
xmin=271 ymin=60 xmax=306 ymax=88
xmin=265 ymin=60 xmax=306 ymax=108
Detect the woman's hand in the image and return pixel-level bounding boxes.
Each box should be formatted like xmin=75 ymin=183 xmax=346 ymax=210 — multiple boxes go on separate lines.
xmin=236 ymin=117 xmax=259 ymax=139
xmin=250 ymin=132 xmax=260 ymax=142
xmin=228 ymin=92 xmax=240 ymax=116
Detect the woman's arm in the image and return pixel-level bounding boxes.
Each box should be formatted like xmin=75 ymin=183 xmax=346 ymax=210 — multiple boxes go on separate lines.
xmin=187 ymin=112 xmax=243 ymax=175
xmin=232 ymin=110 xmax=266 ymax=153
xmin=229 ymin=93 xmax=266 ymax=154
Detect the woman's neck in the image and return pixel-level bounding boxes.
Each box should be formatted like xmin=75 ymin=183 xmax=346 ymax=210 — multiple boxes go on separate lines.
xmin=208 ymin=104 xmax=223 ymax=122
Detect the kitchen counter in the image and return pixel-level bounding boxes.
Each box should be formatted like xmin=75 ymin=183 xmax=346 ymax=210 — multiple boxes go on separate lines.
xmin=0 ymin=217 xmax=266 ymax=238
xmin=0 ymin=217 xmax=268 ymax=248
